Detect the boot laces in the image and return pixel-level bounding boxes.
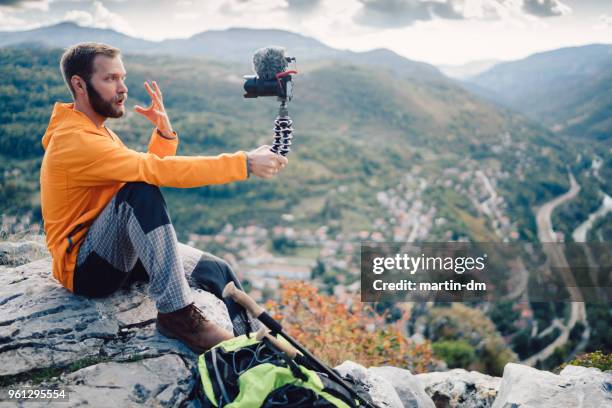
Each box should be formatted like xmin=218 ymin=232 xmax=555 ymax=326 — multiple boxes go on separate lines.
xmin=188 ymin=303 xmax=210 ymax=327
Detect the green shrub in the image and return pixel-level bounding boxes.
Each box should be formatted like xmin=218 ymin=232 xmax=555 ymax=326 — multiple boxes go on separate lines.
xmin=432 ymin=340 xmax=476 ymax=369
xmin=557 ymin=351 xmax=612 ymax=372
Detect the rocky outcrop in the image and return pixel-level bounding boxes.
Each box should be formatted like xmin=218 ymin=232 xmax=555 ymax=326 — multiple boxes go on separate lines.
xmin=0 ymin=255 xmax=608 ymax=408
xmin=0 ymin=257 xmax=232 ymax=407
xmin=415 ymin=369 xmax=500 ymax=408
xmin=335 ymin=361 xmax=435 ymax=408
xmin=57 ymin=354 xmax=194 ymax=406
xmin=0 ymin=257 xmax=418 ymax=407
xmin=491 ymin=363 xmax=612 ymax=408
xmin=368 ymin=366 xmax=436 ymax=408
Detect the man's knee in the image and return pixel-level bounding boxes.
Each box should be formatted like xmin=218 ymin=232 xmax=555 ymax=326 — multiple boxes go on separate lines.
xmin=115 ymin=182 xmax=170 ymax=233
xmin=116 ymin=182 xmax=163 ymax=204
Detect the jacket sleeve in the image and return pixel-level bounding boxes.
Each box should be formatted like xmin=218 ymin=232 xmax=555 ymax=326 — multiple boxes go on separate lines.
xmin=147 ymin=128 xmax=178 ymax=158
xmin=63 ymin=130 xmax=247 ymax=188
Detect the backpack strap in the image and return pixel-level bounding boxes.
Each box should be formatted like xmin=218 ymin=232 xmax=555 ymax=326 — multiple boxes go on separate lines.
xmin=211 ymin=347 xmax=232 ymax=406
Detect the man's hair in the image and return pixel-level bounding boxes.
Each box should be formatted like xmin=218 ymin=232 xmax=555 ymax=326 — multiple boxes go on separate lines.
xmin=60 ymin=42 xmax=121 ymax=98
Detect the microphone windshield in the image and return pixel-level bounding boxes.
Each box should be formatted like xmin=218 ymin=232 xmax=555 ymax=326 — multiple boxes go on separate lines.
xmin=253 ymin=47 xmax=288 ymax=81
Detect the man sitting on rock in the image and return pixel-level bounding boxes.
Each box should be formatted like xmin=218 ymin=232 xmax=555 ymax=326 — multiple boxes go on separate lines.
xmin=39 ymin=42 xmax=287 ymax=353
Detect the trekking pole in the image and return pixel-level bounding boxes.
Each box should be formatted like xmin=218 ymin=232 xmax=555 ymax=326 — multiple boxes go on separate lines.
xmin=255 ymin=327 xmax=299 ymax=359
xmin=222 ymin=282 xmax=380 ymax=408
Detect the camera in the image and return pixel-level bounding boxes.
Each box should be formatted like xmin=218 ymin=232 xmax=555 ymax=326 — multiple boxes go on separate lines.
xmin=243 ymin=47 xmax=296 ymax=100
xmin=243 ymin=64 xmax=295 ymax=99
xmin=243 ymin=47 xmax=297 ymax=156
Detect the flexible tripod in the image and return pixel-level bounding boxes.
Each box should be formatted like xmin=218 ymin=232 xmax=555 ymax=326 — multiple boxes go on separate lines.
xmin=270 ymin=99 xmax=293 ymax=156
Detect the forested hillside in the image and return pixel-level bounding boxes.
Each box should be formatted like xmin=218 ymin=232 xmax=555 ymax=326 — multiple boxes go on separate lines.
xmin=1 ymin=46 xmax=574 ymax=241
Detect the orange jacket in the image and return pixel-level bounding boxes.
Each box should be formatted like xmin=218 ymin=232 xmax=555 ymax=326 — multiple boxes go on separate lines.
xmin=40 ymin=102 xmax=248 ymax=291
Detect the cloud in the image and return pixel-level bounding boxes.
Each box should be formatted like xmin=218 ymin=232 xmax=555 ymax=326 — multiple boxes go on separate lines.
xmin=0 ymin=0 xmax=32 ymax=5
xmin=354 ymin=0 xmax=463 ymax=28
xmin=0 ymin=8 xmax=28 ymax=29
xmin=285 ymin=0 xmax=322 ymax=15
xmin=0 ymin=0 xmax=48 ymax=30
xmin=219 ymin=0 xmax=285 ymax=16
xmin=219 ymin=0 xmax=322 ymax=19
xmin=522 ymin=0 xmax=571 ymax=17
xmin=0 ymin=0 xmax=48 ymax=10
xmin=62 ymin=1 xmax=135 ymax=35
xmin=63 ymin=9 xmax=94 ymax=25
xmin=352 ymin=0 xmax=572 ymax=28
xmin=594 ymin=13 xmax=612 ymax=30
xmin=173 ymin=11 xmax=201 ymax=21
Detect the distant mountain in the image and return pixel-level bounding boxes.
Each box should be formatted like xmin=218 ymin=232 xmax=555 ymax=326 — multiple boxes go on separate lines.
xmin=465 ymin=44 xmax=612 ymax=140
xmin=159 ymin=27 xmax=338 ymax=60
xmin=438 ymin=59 xmax=502 ymax=80
xmin=0 ymin=22 xmax=155 ymax=51
xmin=0 ymin=22 xmax=445 ymax=83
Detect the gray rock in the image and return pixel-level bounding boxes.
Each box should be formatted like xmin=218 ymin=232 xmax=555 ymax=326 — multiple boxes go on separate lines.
xmin=60 ymin=354 xmax=193 ymax=407
xmin=335 ymin=360 xmax=438 ymax=408
xmin=0 ymin=257 xmax=231 ymax=407
xmin=0 ymin=240 xmax=49 ymax=266
xmin=369 ymin=366 xmax=435 ymax=408
xmin=415 ymin=369 xmax=500 ymax=408
xmin=492 ymin=363 xmax=612 ymax=408
xmin=335 ymin=360 xmax=404 ymax=408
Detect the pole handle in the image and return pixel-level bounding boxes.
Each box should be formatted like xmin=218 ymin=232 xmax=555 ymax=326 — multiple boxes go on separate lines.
xmin=255 ymin=327 xmax=300 ymax=359
xmin=222 ymin=281 xmax=265 ymax=317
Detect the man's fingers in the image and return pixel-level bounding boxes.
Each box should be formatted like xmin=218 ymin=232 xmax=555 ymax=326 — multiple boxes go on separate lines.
xmin=152 ymin=81 xmax=163 ymax=99
xmin=134 ymin=105 xmax=151 ymax=115
xmin=144 ymin=82 xmax=155 ymax=97
xmin=144 ymin=82 xmax=160 ymax=103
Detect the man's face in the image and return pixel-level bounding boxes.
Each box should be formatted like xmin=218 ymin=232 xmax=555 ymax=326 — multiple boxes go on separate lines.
xmin=85 ymin=55 xmax=128 ymax=119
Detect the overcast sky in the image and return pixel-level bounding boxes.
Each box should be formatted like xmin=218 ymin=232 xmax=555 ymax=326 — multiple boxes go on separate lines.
xmin=0 ymin=0 xmax=610 ymax=65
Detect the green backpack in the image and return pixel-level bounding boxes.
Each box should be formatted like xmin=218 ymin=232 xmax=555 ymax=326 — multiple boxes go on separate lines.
xmin=196 ymin=333 xmax=373 ymax=407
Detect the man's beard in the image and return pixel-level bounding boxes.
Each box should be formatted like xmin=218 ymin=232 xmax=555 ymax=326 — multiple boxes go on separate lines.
xmin=86 ymin=80 xmax=125 ymax=119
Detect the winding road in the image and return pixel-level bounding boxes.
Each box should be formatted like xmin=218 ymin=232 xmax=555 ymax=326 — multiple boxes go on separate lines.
xmin=522 ymin=170 xmax=589 ymax=366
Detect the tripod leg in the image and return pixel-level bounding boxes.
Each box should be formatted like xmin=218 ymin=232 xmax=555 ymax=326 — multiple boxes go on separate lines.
xmin=271 ymin=102 xmax=293 ymax=156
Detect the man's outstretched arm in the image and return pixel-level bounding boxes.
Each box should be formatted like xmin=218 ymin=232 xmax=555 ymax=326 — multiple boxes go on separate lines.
xmin=63 ymin=131 xmax=248 ymax=188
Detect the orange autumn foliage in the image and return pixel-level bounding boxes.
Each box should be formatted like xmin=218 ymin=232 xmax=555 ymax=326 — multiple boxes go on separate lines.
xmin=265 ymin=280 xmax=434 ymax=373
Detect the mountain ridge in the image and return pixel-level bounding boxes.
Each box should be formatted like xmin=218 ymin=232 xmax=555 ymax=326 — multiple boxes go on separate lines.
xmin=465 ymin=43 xmax=612 ymax=140
xmin=0 ymin=22 xmax=445 ymax=83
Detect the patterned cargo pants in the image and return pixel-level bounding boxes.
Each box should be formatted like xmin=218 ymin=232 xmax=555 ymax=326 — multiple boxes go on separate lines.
xmin=73 ymin=182 xmax=252 ymax=335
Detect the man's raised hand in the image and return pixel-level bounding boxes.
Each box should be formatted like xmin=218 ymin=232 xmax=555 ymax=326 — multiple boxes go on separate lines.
xmin=134 ymin=81 xmax=174 ymax=137
xmin=247 ymin=145 xmax=288 ymax=179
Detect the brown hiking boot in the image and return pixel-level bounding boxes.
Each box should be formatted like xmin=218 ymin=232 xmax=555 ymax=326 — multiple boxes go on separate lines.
xmin=156 ymin=303 xmax=233 ymax=353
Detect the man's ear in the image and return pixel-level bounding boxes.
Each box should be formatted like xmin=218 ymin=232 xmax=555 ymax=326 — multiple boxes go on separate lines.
xmin=71 ymin=75 xmax=87 ymax=97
